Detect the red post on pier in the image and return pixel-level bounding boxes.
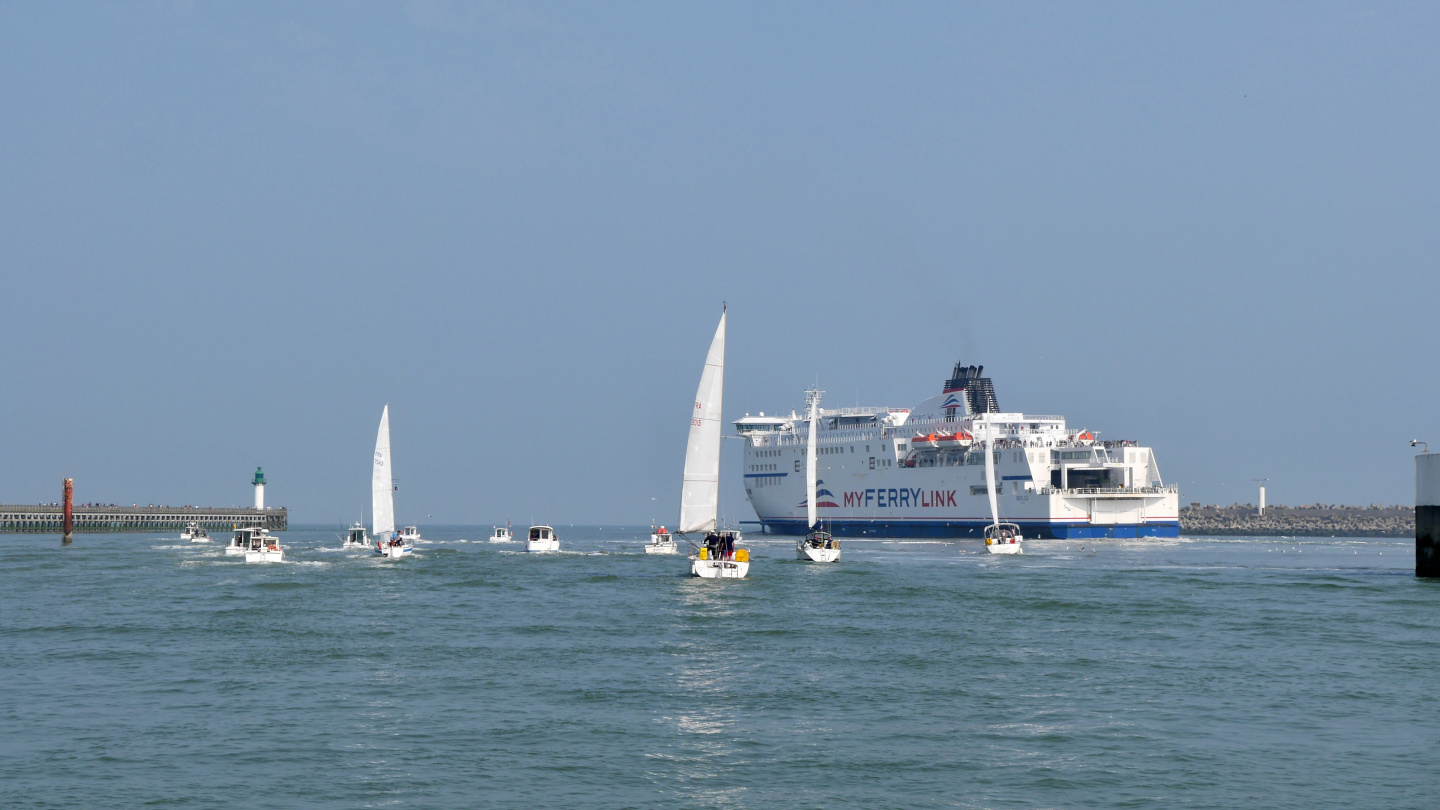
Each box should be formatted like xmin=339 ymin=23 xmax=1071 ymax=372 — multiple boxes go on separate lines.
xmin=62 ymin=478 xmax=74 ymax=542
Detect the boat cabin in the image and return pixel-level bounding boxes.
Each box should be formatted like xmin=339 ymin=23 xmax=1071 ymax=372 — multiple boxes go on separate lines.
xmin=529 ymin=526 xmax=554 ymax=543
xmin=346 ymin=525 xmax=368 ymax=544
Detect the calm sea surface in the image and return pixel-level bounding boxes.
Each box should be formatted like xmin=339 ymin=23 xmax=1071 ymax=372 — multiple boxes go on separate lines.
xmin=1 ymin=527 xmax=1435 ymax=808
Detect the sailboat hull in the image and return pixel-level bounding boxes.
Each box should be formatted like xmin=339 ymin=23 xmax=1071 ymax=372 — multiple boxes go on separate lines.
xmin=376 ymin=544 xmax=412 ymax=558
xmin=690 ymin=558 xmax=749 ymax=578
xmin=796 ymin=543 xmax=841 ymax=562
xmin=985 ymin=541 xmax=1023 ymax=555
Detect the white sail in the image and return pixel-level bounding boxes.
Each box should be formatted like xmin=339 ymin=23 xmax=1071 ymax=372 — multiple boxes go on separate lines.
xmin=679 ymin=307 xmax=725 ymax=534
xmin=983 ymin=430 xmax=1000 ymax=527
xmin=372 ymin=404 xmax=395 ymax=538
xmin=806 ymin=392 xmax=818 ymax=529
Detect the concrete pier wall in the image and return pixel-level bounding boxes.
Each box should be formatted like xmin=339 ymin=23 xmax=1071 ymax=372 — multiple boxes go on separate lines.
xmin=1417 ymin=454 xmax=1440 ymax=577
xmin=0 ymin=505 xmax=287 ymax=533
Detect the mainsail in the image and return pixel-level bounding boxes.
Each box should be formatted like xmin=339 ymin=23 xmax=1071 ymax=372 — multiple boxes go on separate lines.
xmin=806 ymin=390 xmax=819 ymax=529
xmin=679 ymin=307 xmax=726 ymax=534
xmin=983 ymin=429 xmax=1000 ymax=527
xmin=372 ymin=404 xmax=395 ymax=538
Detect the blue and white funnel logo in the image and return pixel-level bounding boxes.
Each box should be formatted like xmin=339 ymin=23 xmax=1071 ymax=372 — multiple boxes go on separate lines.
xmin=797 ymin=480 xmax=840 ymax=510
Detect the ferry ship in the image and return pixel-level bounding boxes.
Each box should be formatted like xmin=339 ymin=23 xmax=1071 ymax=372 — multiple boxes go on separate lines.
xmin=737 ymin=361 xmax=1179 ymax=539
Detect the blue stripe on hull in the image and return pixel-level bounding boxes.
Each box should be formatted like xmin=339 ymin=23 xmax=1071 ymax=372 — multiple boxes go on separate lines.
xmin=756 ymin=519 xmax=1180 ymax=540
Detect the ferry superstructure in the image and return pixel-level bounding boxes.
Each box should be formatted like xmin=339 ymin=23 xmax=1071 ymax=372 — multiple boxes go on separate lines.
xmin=737 ymin=362 xmax=1179 ymax=539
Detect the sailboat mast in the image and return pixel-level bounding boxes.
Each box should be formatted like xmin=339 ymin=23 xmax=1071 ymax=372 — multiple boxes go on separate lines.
xmin=806 ymin=388 xmax=822 ymax=530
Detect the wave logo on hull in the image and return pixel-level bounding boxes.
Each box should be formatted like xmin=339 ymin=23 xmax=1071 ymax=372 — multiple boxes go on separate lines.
xmin=941 ymin=394 xmax=965 ymax=410
xmin=797 ymin=480 xmax=841 ymax=509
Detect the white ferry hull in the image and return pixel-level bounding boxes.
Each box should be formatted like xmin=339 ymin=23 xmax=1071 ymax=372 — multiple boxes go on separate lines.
xmin=691 ymin=558 xmax=749 ymax=578
xmin=747 ymin=469 xmax=1178 ymax=540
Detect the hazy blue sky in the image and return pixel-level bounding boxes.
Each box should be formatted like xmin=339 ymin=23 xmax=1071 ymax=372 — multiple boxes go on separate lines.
xmin=2 ymin=2 xmax=1437 ymax=522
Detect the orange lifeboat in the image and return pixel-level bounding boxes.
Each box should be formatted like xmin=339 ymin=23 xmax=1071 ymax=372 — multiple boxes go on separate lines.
xmin=936 ymin=431 xmax=974 ymax=449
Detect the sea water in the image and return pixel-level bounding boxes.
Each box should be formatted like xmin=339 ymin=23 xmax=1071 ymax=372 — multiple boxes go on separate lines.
xmin=0 ymin=528 xmax=1433 ymax=808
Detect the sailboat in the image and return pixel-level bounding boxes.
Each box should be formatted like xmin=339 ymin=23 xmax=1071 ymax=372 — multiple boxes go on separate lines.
xmin=796 ymin=388 xmax=840 ymax=562
xmin=372 ymin=404 xmax=412 ymax=559
xmin=682 ymin=306 xmax=750 ymax=579
xmin=982 ymin=427 xmax=1023 ymax=554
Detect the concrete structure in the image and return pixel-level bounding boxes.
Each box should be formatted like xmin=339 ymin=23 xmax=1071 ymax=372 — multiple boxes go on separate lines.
xmin=0 ymin=505 xmax=286 ymax=533
xmin=1417 ymin=452 xmax=1440 ymax=578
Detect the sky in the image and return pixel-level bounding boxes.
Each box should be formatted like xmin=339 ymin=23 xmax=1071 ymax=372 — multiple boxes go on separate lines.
xmin=2 ymin=2 xmax=1437 ymax=522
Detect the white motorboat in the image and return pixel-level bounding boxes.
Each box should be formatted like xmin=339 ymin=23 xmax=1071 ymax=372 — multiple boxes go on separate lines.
xmin=371 ymin=404 xmax=413 ymax=559
xmin=982 ymin=429 xmax=1023 ymax=555
xmin=678 ymin=306 xmax=750 ymax=579
xmin=231 ymin=527 xmax=283 ymax=563
xmin=527 ymin=525 xmax=560 ymax=552
xmin=398 ymin=526 xmax=422 ymax=544
xmin=796 ymin=388 xmax=841 ymax=563
xmin=181 ymin=522 xmax=211 ymax=543
xmin=644 ymin=525 xmax=678 ymax=554
xmin=223 ymin=529 xmax=249 ymax=556
xmin=491 ymin=525 xmax=513 ymax=542
xmin=342 ymin=522 xmax=370 ymax=549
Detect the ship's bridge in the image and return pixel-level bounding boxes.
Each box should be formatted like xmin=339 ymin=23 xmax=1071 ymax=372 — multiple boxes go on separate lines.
xmin=734 ymin=414 xmax=791 ymax=434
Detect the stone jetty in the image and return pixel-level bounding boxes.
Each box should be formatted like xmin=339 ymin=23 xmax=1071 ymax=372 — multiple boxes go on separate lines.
xmin=1181 ymin=503 xmax=1412 ymax=537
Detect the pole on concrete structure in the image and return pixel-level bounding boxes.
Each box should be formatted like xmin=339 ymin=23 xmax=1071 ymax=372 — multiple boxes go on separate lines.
xmin=1253 ymin=478 xmax=1268 ymax=516
xmin=1415 ymin=441 xmax=1439 ymax=578
xmin=62 ymin=478 xmax=74 ymax=544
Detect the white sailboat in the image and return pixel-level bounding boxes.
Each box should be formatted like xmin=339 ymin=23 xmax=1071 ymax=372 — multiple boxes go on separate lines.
xmin=372 ymin=404 xmax=412 ymax=559
xmin=982 ymin=428 xmax=1023 ymax=554
xmin=683 ymin=306 xmax=750 ymax=579
xmin=796 ymin=388 xmax=840 ymax=562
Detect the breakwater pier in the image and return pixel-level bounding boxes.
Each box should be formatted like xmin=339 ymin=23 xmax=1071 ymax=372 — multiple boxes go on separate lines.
xmin=1181 ymin=503 xmax=1412 ymax=537
xmin=0 ymin=504 xmax=287 ymax=533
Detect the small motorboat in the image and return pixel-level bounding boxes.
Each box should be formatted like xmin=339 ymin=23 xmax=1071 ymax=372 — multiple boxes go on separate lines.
xmin=490 ymin=525 xmax=514 ymax=542
xmin=181 ymin=522 xmax=211 ymax=543
xmin=527 ymin=525 xmax=560 ymax=553
xmin=397 ymin=525 xmax=423 ymax=544
xmin=224 ymin=528 xmax=250 ymax=556
xmin=342 ymin=522 xmax=370 ymax=549
xmin=645 ymin=525 xmax=678 ymax=554
xmin=691 ymin=530 xmax=750 ymax=578
xmin=235 ymin=527 xmax=284 ymax=563
xmin=984 ymin=522 xmax=1023 ymax=555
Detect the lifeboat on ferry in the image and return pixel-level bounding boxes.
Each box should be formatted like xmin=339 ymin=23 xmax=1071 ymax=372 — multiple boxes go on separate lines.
xmin=911 ymin=433 xmax=941 ymax=450
xmin=936 ymin=431 xmax=974 ymax=449
xmin=1075 ymin=430 xmax=1096 ymax=445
